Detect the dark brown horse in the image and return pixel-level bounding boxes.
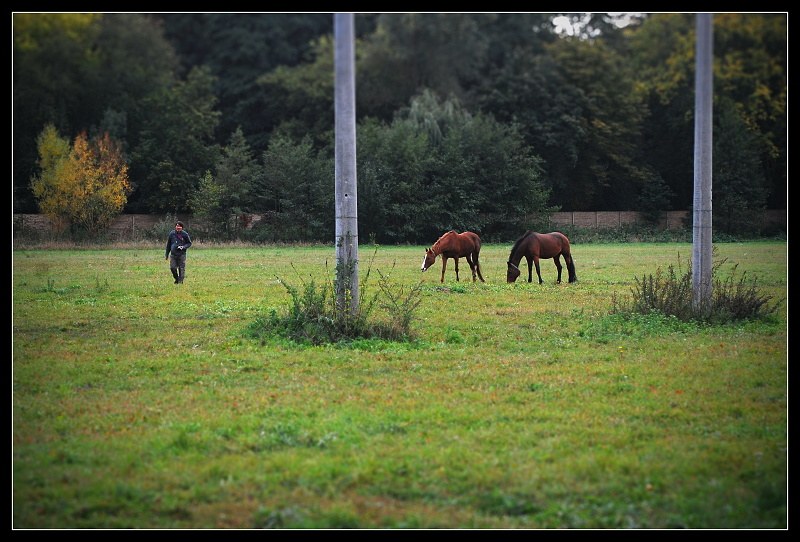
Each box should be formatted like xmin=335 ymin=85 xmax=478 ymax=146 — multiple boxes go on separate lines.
xmin=421 ymin=230 xmax=485 ymax=283
xmin=506 ymin=231 xmax=577 ymax=284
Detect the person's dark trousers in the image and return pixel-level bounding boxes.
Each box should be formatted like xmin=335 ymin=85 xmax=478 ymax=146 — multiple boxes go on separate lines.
xmin=170 ymin=252 xmax=187 ymax=284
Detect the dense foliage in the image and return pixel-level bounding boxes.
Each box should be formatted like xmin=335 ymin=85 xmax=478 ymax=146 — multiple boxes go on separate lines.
xmin=30 ymin=125 xmax=131 ymax=236
xmin=13 ymin=13 xmax=786 ymax=240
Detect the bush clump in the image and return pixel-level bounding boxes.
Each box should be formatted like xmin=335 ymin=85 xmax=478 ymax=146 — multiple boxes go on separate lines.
xmin=247 ymin=250 xmax=423 ymax=346
xmin=611 ymin=252 xmax=781 ymax=324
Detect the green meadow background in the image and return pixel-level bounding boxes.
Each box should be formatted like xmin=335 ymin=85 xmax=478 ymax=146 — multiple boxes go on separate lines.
xmin=12 ymin=241 xmax=787 ymax=528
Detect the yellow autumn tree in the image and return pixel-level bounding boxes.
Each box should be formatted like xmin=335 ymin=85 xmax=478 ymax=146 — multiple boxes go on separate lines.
xmin=30 ymin=125 xmax=131 ymax=237
xmin=68 ymin=131 xmax=131 ymax=236
xmin=30 ymin=124 xmax=73 ymax=234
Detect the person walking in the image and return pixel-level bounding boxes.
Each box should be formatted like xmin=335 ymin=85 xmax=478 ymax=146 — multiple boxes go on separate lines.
xmin=165 ymin=221 xmax=192 ymax=284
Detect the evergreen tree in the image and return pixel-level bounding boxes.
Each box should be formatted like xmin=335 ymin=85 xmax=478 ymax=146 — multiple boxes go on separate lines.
xmin=128 ymin=66 xmax=221 ymax=213
xmin=189 ymin=127 xmax=260 ymax=239
xmin=254 ymin=134 xmax=334 ymax=241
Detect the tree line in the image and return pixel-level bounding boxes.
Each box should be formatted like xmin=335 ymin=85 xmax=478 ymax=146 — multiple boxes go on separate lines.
xmin=13 ymin=13 xmax=786 ymax=241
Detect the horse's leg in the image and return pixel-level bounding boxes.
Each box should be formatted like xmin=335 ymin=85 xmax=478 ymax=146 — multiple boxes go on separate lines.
xmin=466 ymin=254 xmax=476 ymax=282
xmin=554 ymin=255 xmax=563 ymax=284
xmin=526 ymin=256 xmax=533 ymax=283
xmin=440 ymin=257 xmax=448 ymax=283
xmin=534 ymin=257 xmax=543 ymax=284
xmin=454 ymin=258 xmax=460 ymax=282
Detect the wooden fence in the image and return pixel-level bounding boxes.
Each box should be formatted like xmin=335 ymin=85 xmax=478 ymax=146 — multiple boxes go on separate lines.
xmin=548 ymin=210 xmax=786 ymax=231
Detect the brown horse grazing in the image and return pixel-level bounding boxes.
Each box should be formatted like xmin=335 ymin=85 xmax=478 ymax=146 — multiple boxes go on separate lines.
xmin=506 ymin=231 xmax=577 ymax=284
xmin=421 ymin=230 xmax=485 ymax=283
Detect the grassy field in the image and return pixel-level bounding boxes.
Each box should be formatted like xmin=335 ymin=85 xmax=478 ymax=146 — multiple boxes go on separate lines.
xmin=12 ymin=241 xmax=787 ymax=529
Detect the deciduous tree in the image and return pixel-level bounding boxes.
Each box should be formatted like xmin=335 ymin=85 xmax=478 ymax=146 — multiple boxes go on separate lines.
xmin=30 ymin=124 xmax=73 ymax=233
xmin=68 ymin=132 xmax=132 ymax=236
xmin=31 ymin=125 xmax=131 ymax=237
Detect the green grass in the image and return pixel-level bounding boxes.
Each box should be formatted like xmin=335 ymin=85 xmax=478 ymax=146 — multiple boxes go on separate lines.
xmin=13 ymin=241 xmax=787 ymax=528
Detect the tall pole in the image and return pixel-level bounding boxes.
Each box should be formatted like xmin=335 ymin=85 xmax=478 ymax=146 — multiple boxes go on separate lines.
xmin=692 ymin=13 xmax=713 ymax=314
xmin=334 ymin=13 xmax=359 ymax=314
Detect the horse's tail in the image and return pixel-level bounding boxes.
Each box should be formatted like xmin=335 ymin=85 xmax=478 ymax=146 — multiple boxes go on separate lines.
xmin=568 ymin=256 xmax=577 ymax=283
xmin=557 ymin=232 xmax=577 ymax=283
xmin=470 ymin=233 xmax=485 ymax=282
xmin=475 ymin=255 xmax=485 ymax=282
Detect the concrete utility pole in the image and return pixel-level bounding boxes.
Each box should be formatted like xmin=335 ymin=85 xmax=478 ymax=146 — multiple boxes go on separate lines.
xmin=334 ymin=13 xmax=359 ymax=314
xmin=692 ymin=13 xmax=713 ymax=314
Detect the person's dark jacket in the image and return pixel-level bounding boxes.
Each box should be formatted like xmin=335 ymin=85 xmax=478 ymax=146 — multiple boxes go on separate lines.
xmin=165 ymin=230 xmax=192 ymax=258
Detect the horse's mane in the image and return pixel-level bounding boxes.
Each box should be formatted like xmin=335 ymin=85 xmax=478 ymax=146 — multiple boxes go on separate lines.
xmin=509 ymin=230 xmax=534 ymax=260
xmin=432 ymin=230 xmax=458 ymax=251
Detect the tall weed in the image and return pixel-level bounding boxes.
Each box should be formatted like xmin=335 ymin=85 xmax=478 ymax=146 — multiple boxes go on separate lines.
xmin=247 ymin=248 xmax=423 ymax=345
xmin=612 ymin=251 xmax=781 ymax=323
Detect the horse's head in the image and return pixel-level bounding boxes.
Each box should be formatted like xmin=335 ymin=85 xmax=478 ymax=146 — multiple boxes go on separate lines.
xmin=421 ymin=248 xmax=437 ymax=272
xmin=506 ymin=261 xmax=521 ymax=283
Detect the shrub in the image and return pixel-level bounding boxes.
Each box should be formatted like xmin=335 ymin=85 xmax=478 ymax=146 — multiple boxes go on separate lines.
xmin=247 ymin=248 xmax=423 ymax=345
xmin=611 ymin=251 xmax=781 ymax=324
